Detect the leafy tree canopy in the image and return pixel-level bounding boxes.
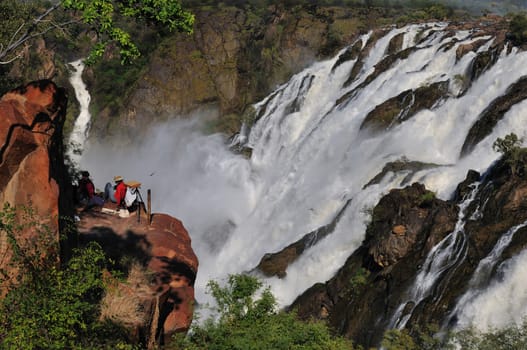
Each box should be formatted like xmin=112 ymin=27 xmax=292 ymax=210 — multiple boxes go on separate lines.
xmin=0 ymin=0 xmax=194 ymax=65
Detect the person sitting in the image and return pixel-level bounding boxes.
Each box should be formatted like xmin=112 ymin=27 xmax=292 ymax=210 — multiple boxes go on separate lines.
xmin=78 ymin=171 xmax=104 ymax=209
xmin=104 ymin=175 xmax=127 ymax=208
xmin=78 ymin=171 xmax=94 ymax=203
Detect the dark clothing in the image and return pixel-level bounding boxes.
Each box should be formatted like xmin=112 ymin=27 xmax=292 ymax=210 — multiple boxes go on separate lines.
xmin=78 ymin=178 xmax=95 ymax=201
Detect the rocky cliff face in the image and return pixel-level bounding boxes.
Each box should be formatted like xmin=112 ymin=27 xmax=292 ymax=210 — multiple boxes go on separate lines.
xmin=0 ymin=80 xmax=70 ymax=292
xmin=289 ymin=158 xmax=527 ymax=348
xmin=87 ymin=5 xmax=408 ymax=140
xmin=78 ymin=209 xmax=198 ymax=345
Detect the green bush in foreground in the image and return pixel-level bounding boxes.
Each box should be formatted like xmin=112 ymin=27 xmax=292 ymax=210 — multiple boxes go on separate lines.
xmin=382 ymin=320 xmax=527 ymax=350
xmin=173 ymin=274 xmax=357 ymax=350
xmin=0 ymin=203 xmax=135 ymax=350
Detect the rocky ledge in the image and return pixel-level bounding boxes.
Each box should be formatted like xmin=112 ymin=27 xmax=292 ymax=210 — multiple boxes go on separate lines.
xmin=78 ymin=206 xmax=198 ymax=345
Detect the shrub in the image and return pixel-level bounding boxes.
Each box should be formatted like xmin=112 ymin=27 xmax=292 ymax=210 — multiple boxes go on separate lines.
xmin=0 ymin=203 xmax=137 ymax=349
xmin=493 ymin=133 xmax=527 ymax=177
xmin=349 ymin=267 xmax=370 ymax=297
xmin=382 ymin=321 xmax=527 ymax=350
xmin=419 ymin=190 xmax=436 ymax=207
xmin=173 ymin=274 xmax=357 ymax=350
xmin=509 ymin=13 xmax=527 ymax=46
xmin=382 ymin=324 xmax=444 ymax=350
xmin=450 ymin=321 xmax=527 ymax=349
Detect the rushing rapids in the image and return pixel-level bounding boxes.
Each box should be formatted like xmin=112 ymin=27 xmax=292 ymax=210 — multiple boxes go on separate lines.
xmin=80 ymin=20 xmax=527 ymax=347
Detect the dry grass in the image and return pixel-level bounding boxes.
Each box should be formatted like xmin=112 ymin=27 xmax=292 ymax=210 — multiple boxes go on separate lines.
xmin=99 ymin=262 xmax=153 ymax=326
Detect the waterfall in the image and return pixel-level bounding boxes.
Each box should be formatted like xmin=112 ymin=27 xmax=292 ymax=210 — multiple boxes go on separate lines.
xmin=448 ymin=219 xmax=527 ymax=331
xmin=68 ymin=59 xmax=92 ymax=169
xmin=451 ymin=248 xmax=527 ymax=332
xmin=388 ymin=183 xmax=480 ymax=330
xmin=80 ymin=22 xmax=527 ymax=331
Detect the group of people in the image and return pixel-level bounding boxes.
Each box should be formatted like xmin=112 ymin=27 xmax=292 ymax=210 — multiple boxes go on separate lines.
xmin=77 ymin=171 xmax=138 ymax=211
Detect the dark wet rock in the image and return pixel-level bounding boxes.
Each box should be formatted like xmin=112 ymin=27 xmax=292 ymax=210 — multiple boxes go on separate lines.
xmin=291 ymin=182 xmax=458 ymax=347
xmin=363 ymin=158 xmax=439 ymax=189
xmin=256 ymin=200 xmax=351 ymax=278
xmin=453 ymin=169 xmax=481 ymax=202
xmin=359 ymin=80 xmax=449 ymax=132
xmin=461 ymin=76 xmax=527 ymax=157
xmin=331 ymin=39 xmax=363 ymax=73
xmin=455 ymin=38 xmax=490 ymax=60
xmin=364 ymin=183 xmax=458 ymax=269
xmin=385 ymin=32 xmax=405 ymax=56
xmin=336 ymin=45 xmax=419 ymax=109
xmin=284 ymin=75 xmax=315 ymax=115
xmin=342 ymin=28 xmax=391 ymax=88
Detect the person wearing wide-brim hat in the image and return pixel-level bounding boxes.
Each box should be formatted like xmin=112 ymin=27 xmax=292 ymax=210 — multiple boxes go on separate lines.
xmin=104 ymin=175 xmax=127 ymax=207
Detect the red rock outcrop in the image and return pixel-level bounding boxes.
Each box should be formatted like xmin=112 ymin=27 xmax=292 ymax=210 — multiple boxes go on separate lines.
xmin=77 ymin=207 xmax=198 ymax=346
xmin=0 ymin=80 xmax=68 ymax=292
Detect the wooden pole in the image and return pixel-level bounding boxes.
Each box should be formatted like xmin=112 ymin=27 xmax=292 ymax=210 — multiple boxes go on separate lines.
xmin=137 ymin=199 xmax=140 ymax=223
xmin=147 ymin=189 xmax=152 ymax=225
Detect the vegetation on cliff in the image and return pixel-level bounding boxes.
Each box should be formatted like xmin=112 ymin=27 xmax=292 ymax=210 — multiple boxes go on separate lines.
xmin=509 ymin=12 xmax=527 ymax=44
xmin=493 ymin=133 xmax=527 ymax=177
xmin=0 ymin=204 xmax=135 ymax=349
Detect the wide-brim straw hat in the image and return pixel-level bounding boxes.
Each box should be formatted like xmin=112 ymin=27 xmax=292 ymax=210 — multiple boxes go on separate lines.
xmin=113 ymin=175 xmax=123 ymax=182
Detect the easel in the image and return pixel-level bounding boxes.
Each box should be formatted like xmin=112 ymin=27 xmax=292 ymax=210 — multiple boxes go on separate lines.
xmin=126 ymin=181 xmax=151 ymax=225
xmin=135 ymin=188 xmax=150 ymax=224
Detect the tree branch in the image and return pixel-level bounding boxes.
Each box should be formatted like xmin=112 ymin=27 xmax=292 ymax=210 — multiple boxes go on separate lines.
xmin=0 ymin=2 xmax=63 ymax=65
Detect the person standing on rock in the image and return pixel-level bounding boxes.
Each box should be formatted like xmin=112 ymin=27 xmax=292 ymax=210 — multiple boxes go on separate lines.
xmin=104 ymin=175 xmax=127 ymax=208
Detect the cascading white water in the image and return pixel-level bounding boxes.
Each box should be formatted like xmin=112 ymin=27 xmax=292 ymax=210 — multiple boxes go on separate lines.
xmin=448 ymin=219 xmax=527 ymax=330
xmin=79 ymin=22 xmax=527 ymax=331
xmin=389 ymin=183 xmax=480 ymax=330
xmin=67 ymin=59 xmax=91 ymax=169
xmin=453 ymin=246 xmax=527 ymax=331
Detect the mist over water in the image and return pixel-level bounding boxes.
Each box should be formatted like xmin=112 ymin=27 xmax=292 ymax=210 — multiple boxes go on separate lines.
xmin=79 ymin=23 xmax=527 ymax=329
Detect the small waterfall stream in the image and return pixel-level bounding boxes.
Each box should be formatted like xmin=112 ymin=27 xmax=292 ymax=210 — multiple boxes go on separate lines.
xmin=388 ymin=183 xmax=480 ymax=329
xmin=67 ymin=59 xmax=91 ymax=169
xmin=448 ymin=219 xmax=527 ymax=329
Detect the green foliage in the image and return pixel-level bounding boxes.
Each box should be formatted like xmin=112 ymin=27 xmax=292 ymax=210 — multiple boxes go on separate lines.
xmin=349 ymin=267 xmax=370 ymax=296
xmin=382 ymin=324 xmax=446 ymax=350
xmin=382 ymin=329 xmax=418 ymax=349
xmin=419 ymin=190 xmax=436 ymax=207
xmin=493 ymin=133 xmax=527 ymax=177
xmin=0 ymin=0 xmax=193 ymax=65
xmin=62 ymin=0 xmax=194 ymax=64
xmin=173 ymin=274 xmax=357 ymax=350
xmin=508 ymin=13 xmax=527 ymax=46
xmin=383 ymin=321 xmax=527 ymax=350
xmin=0 ymin=203 xmax=136 ymax=349
xmin=450 ymin=321 xmax=527 ymax=350
xmin=493 ymin=132 xmax=523 ymax=155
